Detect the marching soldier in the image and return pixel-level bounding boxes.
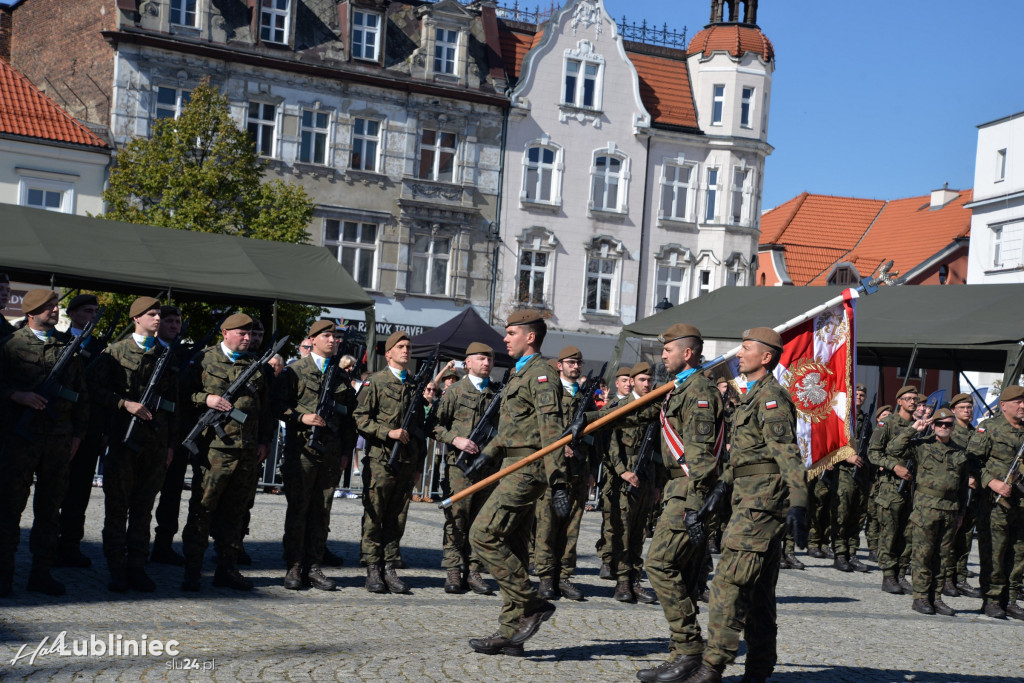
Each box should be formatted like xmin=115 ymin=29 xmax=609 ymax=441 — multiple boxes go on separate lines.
xmin=944 ymin=392 xmax=982 ymax=598
xmin=354 ymin=331 xmax=427 ymax=594
xmin=888 ymin=407 xmax=975 ymax=616
xmin=868 ymin=385 xmax=919 ymax=594
xmin=181 ymin=313 xmax=274 ymax=592
xmin=638 ymin=325 xmax=723 ymax=681
xmin=0 ymin=289 xmax=89 ymax=597
xmin=88 ymin=296 xmax=177 ymax=592
xmin=828 ymin=383 xmax=871 ymax=573
xmin=597 ymin=366 xmax=634 ymax=580
xmin=431 ymin=342 xmax=498 ymax=595
xmin=275 ymin=320 xmax=357 ymax=591
xmin=679 ymin=327 xmax=807 ymax=683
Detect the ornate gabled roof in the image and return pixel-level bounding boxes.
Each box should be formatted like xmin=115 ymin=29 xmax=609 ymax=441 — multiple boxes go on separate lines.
xmin=687 ymin=24 xmax=774 ymax=62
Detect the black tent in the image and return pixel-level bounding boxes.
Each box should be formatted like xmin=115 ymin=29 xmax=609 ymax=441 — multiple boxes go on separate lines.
xmin=410 ymin=307 xmax=513 ymax=367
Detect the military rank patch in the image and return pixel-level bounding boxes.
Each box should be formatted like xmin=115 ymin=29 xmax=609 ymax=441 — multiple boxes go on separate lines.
xmin=765 ymin=400 xmax=778 ymax=409
xmin=538 ymin=376 xmax=548 ymax=382
xmin=697 ymin=400 xmax=709 ymax=408
xmin=771 ymin=422 xmax=787 ymax=436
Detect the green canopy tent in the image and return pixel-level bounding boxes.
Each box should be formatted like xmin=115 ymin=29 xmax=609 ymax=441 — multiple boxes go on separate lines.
xmin=612 ymin=284 xmax=1024 ymax=388
xmin=0 ymin=204 xmax=376 ymax=354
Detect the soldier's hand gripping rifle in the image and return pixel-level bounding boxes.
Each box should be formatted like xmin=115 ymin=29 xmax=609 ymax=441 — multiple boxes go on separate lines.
xmin=626 ymin=421 xmax=660 ymax=498
xmin=15 ymin=311 xmax=101 ymax=441
xmin=454 ymin=368 xmax=512 ymax=475
xmin=385 ymin=346 xmax=438 ymax=471
xmin=181 ymin=335 xmax=289 ymax=460
xmin=562 ymin=362 xmax=607 ymax=450
xmin=306 ymin=353 xmax=348 ymax=455
xmin=994 ymin=438 xmax=1024 ymax=510
xmin=896 ymin=456 xmax=915 ymax=495
xmin=123 ymin=322 xmax=189 ymax=452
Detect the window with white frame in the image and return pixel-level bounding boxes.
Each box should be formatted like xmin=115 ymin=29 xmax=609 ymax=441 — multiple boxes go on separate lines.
xmin=730 ymin=167 xmax=749 ymax=225
xmin=325 ymin=219 xmax=378 ymax=289
xmin=704 ymin=167 xmax=719 ymax=222
xmin=661 ymin=163 xmax=693 ymax=220
xmin=563 ymin=58 xmax=600 ymax=108
xmin=247 ymin=102 xmax=276 ymax=157
xmin=711 ymin=85 xmax=725 ymax=125
xmin=409 ymin=233 xmax=450 ymax=295
xmin=299 ymin=109 xmax=330 ymax=164
xmin=725 ymin=256 xmax=747 ymax=286
xmin=20 ymin=177 xmax=73 ymax=213
xmin=740 ymin=86 xmax=754 ymax=128
xmin=591 ymin=154 xmax=624 ymax=211
xmin=523 ymin=145 xmax=557 ymax=203
xmin=351 ymin=118 xmax=381 ymax=172
xmin=260 ymin=0 xmax=290 ymax=44
xmin=585 ymin=253 xmax=618 ymax=312
xmin=518 ymin=249 xmax=549 ymax=305
xmin=697 ymin=269 xmax=712 ymax=296
xmin=155 ymin=86 xmax=191 ymax=120
xmin=996 ymin=148 xmax=1007 ymax=182
xmin=417 ymin=129 xmax=457 ymax=182
xmin=992 ymin=222 xmax=1024 ymax=269
xmin=352 ymin=10 xmax=381 ymax=61
xmin=170 ymin=0 xmax=198 ymax=27
xmin=434 ymin=28 xmax=459 ymax=75
xmin=655 ymin=263 xmax=687 ymax=308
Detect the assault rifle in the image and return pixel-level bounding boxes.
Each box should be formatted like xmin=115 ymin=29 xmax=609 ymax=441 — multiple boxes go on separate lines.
xmin=566 ymin=362 xmax=607 ymax=449
xmin=994 ymin=438 xmax=1024 ymax=510
xmin=123 ymin=323 xmax=188 ymax=452
xmin=306 ymin=353 xmax=349 ymax=455
xmin=896 ymin=457 xmax=915 ymax=495
xmin=181 ymin=335 xmax=289 ymax=458
xmin=453 ymin=368 xmax=511 ymax=473
xmin=626 ymin=421 xmax=660 ymax=497
xmin=15 ymin=312 xmax=100 ymax=441
xmin=386 ymin=346 xmax=439 ymax=471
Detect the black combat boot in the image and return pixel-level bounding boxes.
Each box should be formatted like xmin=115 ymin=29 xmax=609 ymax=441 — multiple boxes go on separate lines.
xmin=538 ymin=576 xmax=559 ymax=600
xmin=558 ymin=578 xmax=584 ymax=601
xmin=833 ymin=554 xmax=853 ymax=572
xmin=648 ymin=653 xmax=702 ymax=682
xmin=848 ymin=556 xmax=870 ymax=572
xmin=665 ymin=663 xmax=721 ymax=682
xmin=600 ymin=562 xmax=614 ymax=580
xmin=932 ymin=596 xmax=955 ymax=616
xmin=633 ymin=581 xmax=657 ymax=604
xmin=108 ymin=566 xmax=129 ymax=593
xmin=637 ymin=654 xmax=688 ymax=682
xmin=213 ymin=565 xmax=254 ymax=591
xmin=824 ymin=546 xmax=835 ymax=559
xmin=365 ymin=563 xmax=387 ymax=593
xmin=911 ymin=598 xmax=935 ymax=615
xmin=897 ymin=571 xmax=912 ymax=593
xmin=1005 ymin=600 xmax=1024 ymax=621
xmin=613 ymin=579 xmax=635 ymax=602
xmin=955 ymin=581 xmax=981 ymax=598
xmin=983 ymin=600 xmax=1006 ymax=619
xmin=510 ymin=601 xmax=555 ymax=644
xmin=284 ymin=563 xmax=303 ymax=590
xmin=151 ymin=538 xmax=186 ymax=566
xmin=27 ymin=567 xmax=66 ymax=596
xmin=383 ymin=562 xmax=409 ymax=593
xmin=783 ymin=552 xmax=805 ymax=570
xmin=881 ymin=575 xmax=904 ymax=594
xmin=305 ymin=565 xmax=336 ymax=591
xmin=444 ymin=567 xmax=464 ymax=594
xmin=807 ymin=546 xmax=826 ymax=559
xmin=468 ymin=632 xmax=524 ymax=656
xmin=941 ymin=580 xmax=960 ymax=598
xmin=126 ymin=562 xmax=157 ymax=592
xmin=466 ymin=569 xmax=493 ymax=595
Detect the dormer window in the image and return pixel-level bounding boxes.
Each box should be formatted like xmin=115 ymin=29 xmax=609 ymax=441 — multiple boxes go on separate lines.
xmin=352 ymin=10 xmax=381 ymax=61
xmin=434 ymin=28 xmax=459 ymax=75
xmin=260 ymin=0 xmax=290 ymax=45
xmin=170 ymin=0 xmax=198 ymax=27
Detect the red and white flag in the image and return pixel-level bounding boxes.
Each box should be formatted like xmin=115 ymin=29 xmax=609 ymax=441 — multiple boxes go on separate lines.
xmin=774 ymin=289 xmax=858 ymax=475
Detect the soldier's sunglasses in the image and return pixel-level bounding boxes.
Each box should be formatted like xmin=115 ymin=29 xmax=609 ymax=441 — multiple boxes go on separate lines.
xmin=933 ymin=421 xmax=954 ymax=428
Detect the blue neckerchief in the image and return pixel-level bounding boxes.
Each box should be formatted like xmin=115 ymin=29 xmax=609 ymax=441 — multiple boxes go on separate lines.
xmin=479 ymin=377 xmax=489 ymax=390
xmin=133 ymin=333 xmax=156 ymax=351
xmin=571 ymin=382 xmax=580 ymax=397
xmin=399 ymin=369 xmax=408 ymax=383
xmin=229 ymin=350 xmax=245 ymax=362
xmin=746 ymin=380 xmax=757 ymax=393
xmin=675 ymin=368 xmax=696 ymax=385
xmin=515 ymin=354 xmax=535 ymax=373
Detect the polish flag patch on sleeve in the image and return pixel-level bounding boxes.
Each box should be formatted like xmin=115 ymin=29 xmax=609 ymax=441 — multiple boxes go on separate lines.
xmin=765 ymin=400 xmax=778 ymax=410
xmin=977 ymin=426 xmax=985 ymax=433
xmin=697 ymin=400 xmax=709 ymax=408
xmin=537 ymin=376 xmax=548 ymax=382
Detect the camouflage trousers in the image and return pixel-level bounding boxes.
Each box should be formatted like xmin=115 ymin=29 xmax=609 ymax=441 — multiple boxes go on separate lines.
xmin=57 ymin=425 xmax=105 ymax=551
xmin=533 ymin=474 xmax=589 ymax=580
xmin=606 ymin=476 xmax=654 ymax=580
xmin=807 ymin=475 xmax=832 ymax=550
xmin=830 ymin=467 xmax=864 ymax=556
xmin=865 ymin=479 xmax=881 ymax=552
xmin=469 ymin=457 xmax=547 ymax=639
xmin=153 ymin=445 xmax=191 ymax=544
xmin=909 ymin=504 xmax=955 ymax=599
xmin=360 ymin=455 xmax=415 ymax=566
xmin=595 ymin=473 xmax=616 ymax=565
xmin=282 ymin=445 xmax=342 ymax=566
xmin=441 ymin=460 xmax=495 ymax=571
xmin=181 ymin=447 xmax=258 ymax=570
xmin=0 ymin=434 xmax=72 ymax=573
xmin=944 ymin=502 xmax=974 ymax=584
xmin=875 ymin=483 xmax=912 ymax=577
xmin=645 ymin=492 xmax=706 ymax=655
xmin=702 ymin=509 xmax=785 ymax=675
xmin=102 ymin=440 xmax=169 ymax=567
xmin=985 ymin=501 xmax=1024 ymax=604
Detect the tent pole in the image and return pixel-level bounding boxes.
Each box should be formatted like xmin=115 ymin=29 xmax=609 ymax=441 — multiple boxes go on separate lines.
xmin=902 ymin=343 xmax=919 ymax=389
xmin=364 ymin=305 xmax=378 ymax=372
xmin=607 ymin=332 xmax=627 ymax=385
xmin=272 ymin=300 xmax=278 ymax=336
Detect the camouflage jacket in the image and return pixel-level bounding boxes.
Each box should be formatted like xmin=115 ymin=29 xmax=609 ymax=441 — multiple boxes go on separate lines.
xmin=951 ymin=422 xmax=975 ymax=451
xmin=726 ymin=374 xmax=806 ymax=513
xmin=605 ymin=393 xmax=660 ymax=479
xmin=88 ymin=338 xmax=179 ymax=449
xmin=188 ymin=345 xmax=274 ymax=450
xmin=481 ymin=354 xmax=565 ymax=487
xmin=274 ymin=354 xmax=357 ymax=455
xmin=432 ymin=374 xmax=497 ymax=463
xmin=853 ymin=407 xmax=872 ymax=461
xmin=560 ymin=380 xmax=600 ymax=480
xmin=0 ymin=326 xmax=89 ymax=438
xmin=868 ymin=412 xmax=915 ymax=477
xmin=889 ymin=428 xmax=973 ymax=512
xmin=354 ymin=366 xmax=427 ymax=465
xmin=972 ymin=413 xmax=1024 ymax=506
xmin=660 ymin=372 xmax=725 ymax=511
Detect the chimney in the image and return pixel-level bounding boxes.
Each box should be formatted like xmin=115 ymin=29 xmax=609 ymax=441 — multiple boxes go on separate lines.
xmin=930 ymin=182 xmax=958 ymax=209
xmin=0 ymin=9 xmax=12 ymax=62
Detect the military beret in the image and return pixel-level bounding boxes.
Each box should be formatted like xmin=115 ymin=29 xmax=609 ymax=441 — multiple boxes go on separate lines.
xmin=222 ymin=312 xmax=254 ymax=330
xmin=439 ymin=367 xmax=460 ymax=381
xmin=465 ymin=342 xmax=493 ymax=358
xmin=22 ymin=289 xmax=58 ymax=315
xmin=915 ymin=395 xmax=928 ymax=405
xmin=160 ymin=305 xmax=181 ymax=318
xmin=558 ymin=345 xmax=582 ymax=361
xmin=932 ymin=407 xmax=955 ymax=422
xmin=895 ymin=386 xmax=918 ymax=400
xmin=1000 ymin=385 xmax=1024 ymax=402
xmin=506 ymin=309 xmax=544 ymax=326
xmin=658 ymin=323 xmax=702 ymax=344
xmin=67 ymin=293 xmax=98 ymax=311
xmin=129 ymin=296 xmax=161 ymax=318
xmin=855 ymin=383 xmax=866 ymax=392
xmin=874 ymin=405 xmax=893 ymax=421
xmin=308 ymin=319 xmax=337 ymax=338
xmin=742 ymin=326 xmax=783 ymax=352
xmin=948 ymin=392 xmax=972 ymax=407
xmin=384 ymin=330 xmax=409 ymax=353
xmin=630 ymin=361 xmax=652 ymax=378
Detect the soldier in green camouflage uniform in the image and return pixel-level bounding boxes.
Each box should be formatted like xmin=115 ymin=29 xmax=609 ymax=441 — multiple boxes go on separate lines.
xmin=275 ymin=320 xmax=357 ymax=592
xmin=432 ymin=342 xmax=498 ymax=596
xmin=867 ymin=385 xmax=918 ymax=594
xmin=865 ymin=403 xmax=892 ymax=558
xmin=888 ymin=407 xmax=975 ymax=616
xmin=828 ymin=383 xmax=871 ymax=572
xmin=636 ymin=325 xmax=723 ymax=683
xmin=0 ymin=289 xmax=88 ymax=597
xmin=973 ymin=384 xmax=1024 ymax=619
xmin=354 ymin=330 xmax=426 ymax=594
xmin=943 ymin=392 xmax=982 ymax=598
xmin=467 ymin=310 xmax=570 ymax=656
xmin=89 ymin=296 xmax=178 ymax=592
xmin=181 ymin=313 xmax=274 ymax=592
xmin=681 ymin=327 xmax=808 ymax=683
xmin=597 ymin=366 xmax=634 ymax=580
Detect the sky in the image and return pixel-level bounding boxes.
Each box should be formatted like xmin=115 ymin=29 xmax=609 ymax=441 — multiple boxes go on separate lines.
xmin=602 ymin=0 xmax=1024 ymax=210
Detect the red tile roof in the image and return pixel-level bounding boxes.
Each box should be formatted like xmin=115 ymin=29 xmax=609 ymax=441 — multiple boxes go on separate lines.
xmin=498 ymin=25 xmax=541 ymax=84
xmin=687 ymin=24 xmax=774 ymax=62
xmin=0 ymin=59 xmax=107 ymax=148
xmin=630 ymin=51 xmax=699 ymax=130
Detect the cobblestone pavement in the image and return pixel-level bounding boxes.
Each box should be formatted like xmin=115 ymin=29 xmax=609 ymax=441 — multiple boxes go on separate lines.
xmin=1 ymin=489 xmax=1020 ymax=681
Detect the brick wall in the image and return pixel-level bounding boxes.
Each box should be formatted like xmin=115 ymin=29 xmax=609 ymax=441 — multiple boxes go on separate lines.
xmin=0 ymin=10 xmax=11 ymax=62
xmin=9 ymin=0 xmax=121 ymax=126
